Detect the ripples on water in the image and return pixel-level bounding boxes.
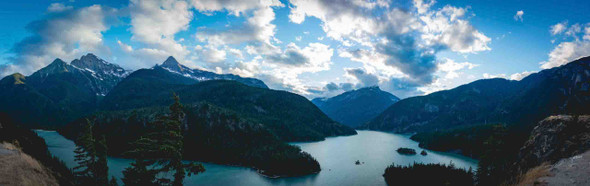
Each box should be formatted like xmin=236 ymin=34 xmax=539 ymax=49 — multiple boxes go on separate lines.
xmin=35 ymin=130 xmax=477 ymax=186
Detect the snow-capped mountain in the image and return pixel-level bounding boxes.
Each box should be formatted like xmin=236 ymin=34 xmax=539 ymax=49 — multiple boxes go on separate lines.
xmin=28 ymin=54 xmax=129 ymax=96
xmin=157 ymin=56 xmax=268 ymax=89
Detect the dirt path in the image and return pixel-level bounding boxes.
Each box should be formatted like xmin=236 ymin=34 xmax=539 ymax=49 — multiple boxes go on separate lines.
xmin=538 ymin=150 xmax=590 ymax=185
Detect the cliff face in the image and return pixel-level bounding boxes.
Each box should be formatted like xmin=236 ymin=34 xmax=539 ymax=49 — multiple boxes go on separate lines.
xmin=516 ymin=115 xmax=590 ymax=173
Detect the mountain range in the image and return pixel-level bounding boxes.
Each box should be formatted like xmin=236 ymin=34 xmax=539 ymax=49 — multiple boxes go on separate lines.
xmin=361 ymin=56 xmax=590 ymax=133
xmin=312 ymin=86 xmax=400 ymax=127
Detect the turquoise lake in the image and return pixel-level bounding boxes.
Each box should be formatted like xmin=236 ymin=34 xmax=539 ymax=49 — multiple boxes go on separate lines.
xmin=35 ymin=130 xmax=478 ymax=186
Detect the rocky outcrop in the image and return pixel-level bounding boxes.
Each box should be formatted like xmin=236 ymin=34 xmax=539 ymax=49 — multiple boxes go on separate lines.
xmin=516 ymin=115 xmax=590 ymax=174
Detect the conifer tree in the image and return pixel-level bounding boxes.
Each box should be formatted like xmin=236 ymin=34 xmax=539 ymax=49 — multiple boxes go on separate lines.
xmin=123 ymin=93 xmax=205 ymax=185
xmin=73 ymin=119 xmax=111 ymax=185
xmin=73 ymin=119 xmax=96 ymax=184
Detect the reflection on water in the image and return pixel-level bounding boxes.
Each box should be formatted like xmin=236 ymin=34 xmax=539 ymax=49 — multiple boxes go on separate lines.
xmin=35 ymin=130 xmax=477 ymax=186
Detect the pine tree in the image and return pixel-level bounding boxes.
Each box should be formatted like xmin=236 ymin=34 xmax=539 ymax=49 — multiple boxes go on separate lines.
xmin=123 ymin=93 xmax=205 ymax=185
xmin=73 ymin=119 xmax=96 ymax=184
xmin=95 ymin=135 xmax=109 ymax=185
xmin=73 ymin=119 xmax=111 ymax=185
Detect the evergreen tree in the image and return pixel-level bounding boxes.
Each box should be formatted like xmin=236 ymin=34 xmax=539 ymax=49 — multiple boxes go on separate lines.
xmin=95 ymin=135 xmax=109 ymax=185
xmin=476 ymin=124 xmax=510 ymax=186
xmin=73 ymin=119 xmax=111 ymax=185
xmin=73 ymin=119 xmax=96 ymax=184
xmin=123 ymin=93 xmax=205 ymax=185
xmin=109 ymin=176 xmax=119 ymax=186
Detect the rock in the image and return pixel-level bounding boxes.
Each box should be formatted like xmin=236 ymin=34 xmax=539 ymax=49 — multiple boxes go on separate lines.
xmin=516 ymin=115 xmax=590 ymax=174
xmin=421 ymin=150 xmax=428 ymax=156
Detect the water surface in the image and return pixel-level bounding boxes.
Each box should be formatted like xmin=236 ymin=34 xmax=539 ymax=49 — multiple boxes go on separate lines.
xmin=35 ymin=130 xmax=477 ymax=186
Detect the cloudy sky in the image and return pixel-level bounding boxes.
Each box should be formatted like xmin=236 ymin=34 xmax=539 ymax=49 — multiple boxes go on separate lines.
xmin=1 ymin=0 xmax=589 ymax=99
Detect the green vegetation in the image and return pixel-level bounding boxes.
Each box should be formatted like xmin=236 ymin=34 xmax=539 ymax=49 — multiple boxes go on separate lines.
xmin=396 ymin=148 xmax=416 ymax=155
xmin=410 ymin=124 xmax=499 ymax=158
xmin=122 ymin=94 xmax=205 ymax=185
xmin=0 ymin=112 xmax=75 ymax=185
xmin=383 ymin=163 xmax=474 ymax=186
xmin=73 ymin=119 xmax=114 ymax=185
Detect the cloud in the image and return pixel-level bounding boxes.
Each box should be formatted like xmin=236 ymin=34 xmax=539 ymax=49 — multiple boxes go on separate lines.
xmin=510 ymin=71 xmax=535 ymax=80
xmin=1 ymin=5 xmax=115 ymax=77
xmin=121 ymin=0 xmax=193 ymax=68
xmin=417 ymin=4 xmax=492 ymax=53
xmin=540 ymin=40 xmax=590 ymax=69
xmin=551 ymin=21 xmax=567 ymax=35
xmin=513 ymin=10 xmax=524 ymax=21
xmin=437 ymin=58 xmax=477 ymax=79
xmin=265 ymin=43 xmax=310 ymax=66
xmin=289 ymin=0 xmax=490 ymax=98
xmin=542 ymin=21 xmax=590 ymax=69
xmin=195 ymin=1 xmax=283 ymax=46
xmin=482 ymin=73 xmax=506 ymax=79
xmin=345 ymin=68 xmax=379 ymax=87
xmin=47 ymin=3 xmax=73 ymax=12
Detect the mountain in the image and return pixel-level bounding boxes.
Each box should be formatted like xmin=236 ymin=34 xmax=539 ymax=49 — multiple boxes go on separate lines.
xmin=312 ymin=86 xmax=400 ymax=127
xmin=361 ymin=56 xmax=590 ymax=133
xmin=0 ymin=54 xmax=129 ymax=128
xmin=158 ymin=56 xmax=268 ymax=88
xmin=100 ymin=66 xmax=356 ymax=141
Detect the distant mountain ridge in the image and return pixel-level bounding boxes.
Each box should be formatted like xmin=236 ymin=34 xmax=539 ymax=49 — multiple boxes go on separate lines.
xmin=312 ymin=86 xmax=400 ymax=127
xmin=362 ymin=56 xmax=590 ymax=133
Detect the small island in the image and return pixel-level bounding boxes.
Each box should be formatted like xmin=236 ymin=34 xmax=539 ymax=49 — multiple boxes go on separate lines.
xmin=421 ymin=150 xmax=428 ymax=156
xmin=396 ymin=148 xmax=417 ymax=155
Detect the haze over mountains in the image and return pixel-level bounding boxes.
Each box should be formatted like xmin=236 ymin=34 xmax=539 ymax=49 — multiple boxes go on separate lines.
xmin=312 ymin=86 xmax=400 ymax=127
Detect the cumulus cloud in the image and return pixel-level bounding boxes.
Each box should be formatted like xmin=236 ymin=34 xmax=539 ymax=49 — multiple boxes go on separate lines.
xmin=551 ymin=21 xmax=567 ymax=35
xmin=289 ymin=0 xmax=489 ymax=98
xmin=120 ymin=0 xmax=193 ymax=68
xmin=1 ymin=5 xmax=115 ymax=77
xmin=195 ymin=1 xmax=283 ymax=46
xmin=437 ymin=58 xmax=477 ymax=79
xmin=541 ymin=40 xmax=590 ymax=69
xmin=513 ymin=10 xmax=524 ymax=21
xmin=542 ymin=21 xmax=590 ymax=69
xmin=47 ymin=3 xmax=73 ymax=12
xmin=345 ymin=68 xmax=380 ymax=87
xmin=510 ymin=71 xmax=535 ymax=80
xmin=483 ymin=73 xmax=506 ymax=79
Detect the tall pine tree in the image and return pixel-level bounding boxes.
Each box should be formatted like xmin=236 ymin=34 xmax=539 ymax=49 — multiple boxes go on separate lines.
xmin=73 ymin=119 xmax=112 ymax=185
xmin=123 ymin=93 xmax=205 ymax=186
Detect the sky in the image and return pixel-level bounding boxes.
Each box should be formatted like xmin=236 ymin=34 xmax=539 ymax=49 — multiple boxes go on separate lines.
xmin=0 ymin=0 xmax=589 ymax=99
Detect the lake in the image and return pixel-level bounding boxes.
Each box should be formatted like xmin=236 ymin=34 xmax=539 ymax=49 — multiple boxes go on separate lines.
xmin=35 ymin=130 xmax=478 ymax=186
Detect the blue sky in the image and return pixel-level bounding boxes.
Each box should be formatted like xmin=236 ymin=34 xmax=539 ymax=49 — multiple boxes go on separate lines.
xmin=1 ymin=0 xmax=589 ymax=99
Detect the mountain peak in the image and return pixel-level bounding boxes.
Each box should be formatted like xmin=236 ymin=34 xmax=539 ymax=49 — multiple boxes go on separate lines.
xmin=0 ymin=73 xmax=26 ymax=85
xmin=160 ymin=56 xmax=185 ymax=72
xmin=49 ymin=58 xmax=67 ymax=66
xmin=163 ymin=56 xmax=179 ymax=66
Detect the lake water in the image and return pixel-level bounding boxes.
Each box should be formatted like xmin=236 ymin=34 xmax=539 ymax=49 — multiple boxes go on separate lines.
xmin=35 ymin=130 xmax=478 ymax=186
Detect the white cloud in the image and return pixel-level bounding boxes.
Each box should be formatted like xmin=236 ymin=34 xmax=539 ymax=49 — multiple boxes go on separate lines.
xmin=119 ymin=0 xmax=193 ymax=68
xmin=1 ymin=5 xmax=114 ymax=77
xmin=551 ymin=21 xmax=567 ymax=35
xmin=47 ymin=3 xmax=73 ymax=12
xmin=541 ymin=40 xmax=590 ymax=69
xmin=437 ymin=58 xmax=477 ymax=79
xmin=513 ymin=10 xmax=524 ymax=21
xmin=483 ymin=73 xmax=506 ymax=79
xmin=510 ymin=71 xmax=535 ymax=80
xmin=542 ymin=21 xmax=590 ymax=69
xmin=417 ymin=4 xmax=492 ymax=53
